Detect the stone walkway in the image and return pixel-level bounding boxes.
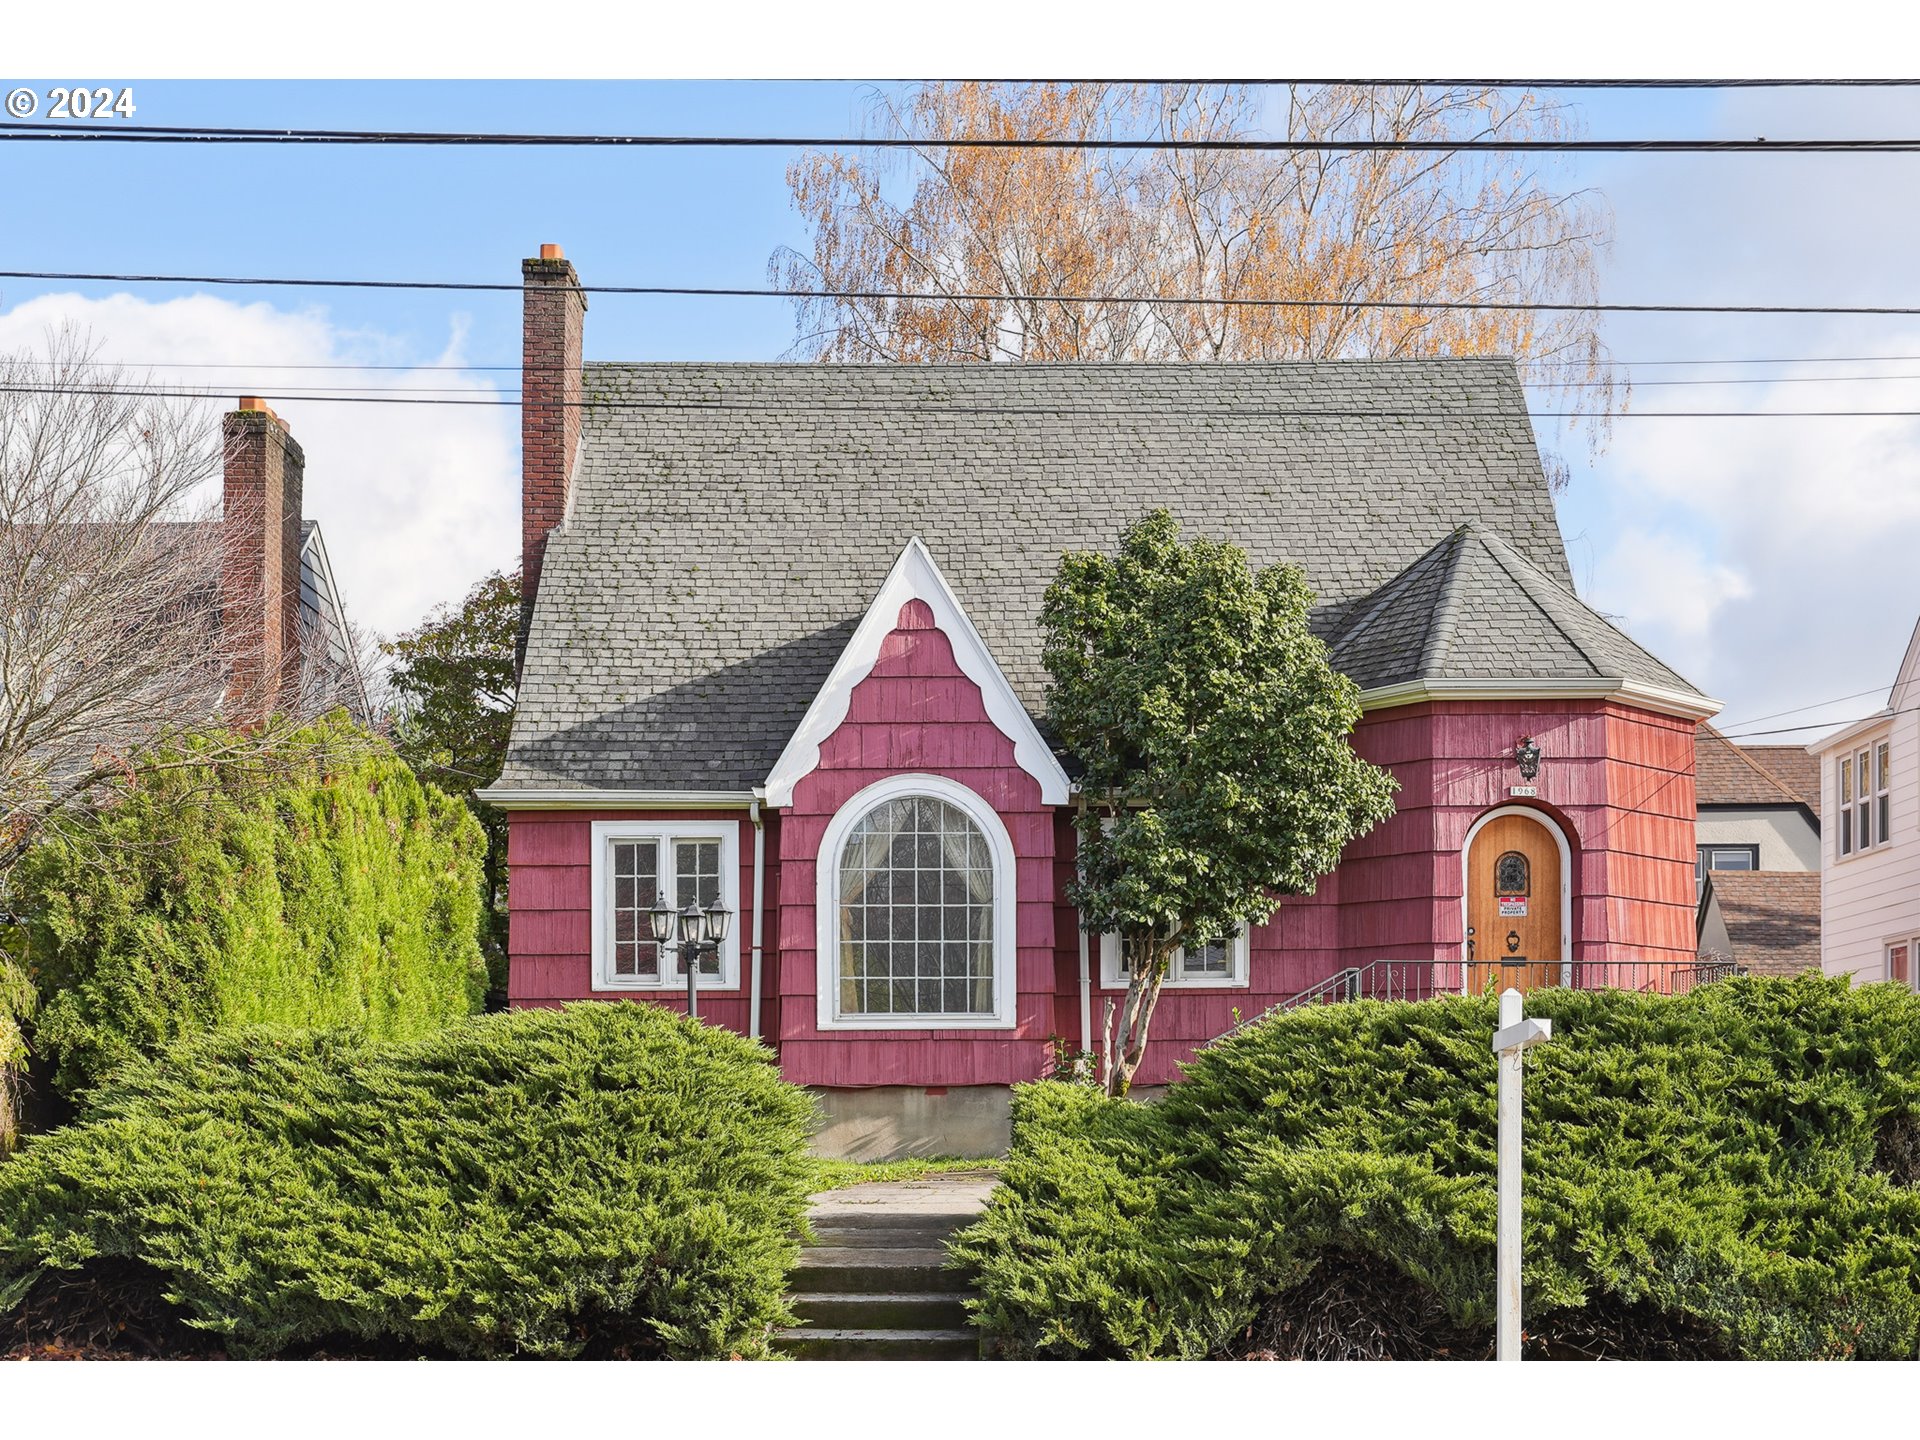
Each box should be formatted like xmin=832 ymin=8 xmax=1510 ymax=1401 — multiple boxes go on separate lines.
xmin=775 ymin=1171 xmax=998 ymax=1360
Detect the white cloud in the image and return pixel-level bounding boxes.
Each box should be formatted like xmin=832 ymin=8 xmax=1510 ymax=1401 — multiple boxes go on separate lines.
xmin=1562 ymin=85 xmax=1920 ymax=740
xmin=1588 ymin=356 xmax=1920 ymax=735
xmin=0 ymin=291 xmax=518 ymax=641
xmin=1584 ymin=527 xmax=1751 ymax=691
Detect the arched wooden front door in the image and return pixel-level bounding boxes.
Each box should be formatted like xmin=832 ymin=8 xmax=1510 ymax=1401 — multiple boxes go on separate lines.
xmin=1465 ymin=810 xmax=1563 ymax=994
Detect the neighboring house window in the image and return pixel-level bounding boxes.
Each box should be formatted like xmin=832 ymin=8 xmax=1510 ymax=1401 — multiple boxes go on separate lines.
xmin=1888 ymin=939 xmax=1913 ymax=988
xmin=589 ymin=820 xmax=739 ymax=991
xmin=1875 ymin=741 xmax=1892 ymax=848
xmin=1838 ymin=741 xmax=1893 ymax=857
xmin=1100 ymin=928 xmax=1251 ymax=989
xmin=1696 ymin=844 xmax=1759 ymax=901
xmin=816 ymin=774 xmax=1017 ymax=1030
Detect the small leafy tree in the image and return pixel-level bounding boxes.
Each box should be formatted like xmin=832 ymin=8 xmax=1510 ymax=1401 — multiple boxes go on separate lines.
xmin=1042 ymin=511 xmax=1398 ymax=1095
xmin=381 ymin=569 xmax=518 ymax=1004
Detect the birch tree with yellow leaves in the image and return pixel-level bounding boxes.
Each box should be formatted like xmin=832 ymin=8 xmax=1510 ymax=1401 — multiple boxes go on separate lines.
xmin=775 ymin=83 xmax=1619 ymax=468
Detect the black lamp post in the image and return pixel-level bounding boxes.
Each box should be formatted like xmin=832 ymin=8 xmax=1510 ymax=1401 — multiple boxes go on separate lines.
xmin=647 ymin=892 xmax=732 ymax=1019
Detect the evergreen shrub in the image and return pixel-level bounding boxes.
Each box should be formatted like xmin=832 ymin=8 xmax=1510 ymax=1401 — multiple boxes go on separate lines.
xmin=952 ymin=975 xmax=1920 ymax=1359
xmin=18 ymin=713 xmax=487 ymax=1094
xmin=0 ymin=1002 xmax=816 ymax=1358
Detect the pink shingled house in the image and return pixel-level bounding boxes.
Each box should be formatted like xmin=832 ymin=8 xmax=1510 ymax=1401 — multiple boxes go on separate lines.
xmin=481 ymin=247 xmax=1720 ymax=1157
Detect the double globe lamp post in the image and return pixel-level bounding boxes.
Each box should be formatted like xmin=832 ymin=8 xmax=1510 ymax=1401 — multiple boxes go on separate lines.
xmin=647 ymin=892 xmax=732 ymax=1019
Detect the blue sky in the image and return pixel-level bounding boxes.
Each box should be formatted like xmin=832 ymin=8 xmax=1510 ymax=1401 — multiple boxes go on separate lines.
xmin=5 ymin=80 xmax=1919 ymax=741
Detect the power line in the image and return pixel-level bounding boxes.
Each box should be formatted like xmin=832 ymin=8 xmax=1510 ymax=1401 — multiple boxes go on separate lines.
xmin=23 ymin=352 xmax=1920 ymax=374
xmin=8 ymin=380 xmax=1920 ymax=420
xmin=1715 ymin=704 xmax=1913 ymax=741
xmin=10 ymin=120 xmax=1920 ymax=154
xmin=9 ymin=268 xmax=1920 ymax=318
xmin=982 ymin=79 xmax=1920 ymax=89
xmin=1712 ymin=684 xmax=1893 ymax=734
xmin=19 ymin=362 xmax=1920 ymax=392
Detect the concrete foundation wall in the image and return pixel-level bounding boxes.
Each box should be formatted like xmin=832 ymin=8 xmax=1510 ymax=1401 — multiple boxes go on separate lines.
xmin=809 ymin=1086 xmax=1013 ymax=1161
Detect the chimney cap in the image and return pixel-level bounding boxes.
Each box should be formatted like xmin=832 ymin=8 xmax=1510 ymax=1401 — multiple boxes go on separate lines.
xmin=235 ymin=397 xmax=283 ymax=424
xmin=539 ymin=243 xmax=564 ymax=260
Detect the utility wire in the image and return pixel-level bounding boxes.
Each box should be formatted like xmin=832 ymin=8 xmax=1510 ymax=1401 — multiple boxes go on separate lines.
xmin=9 ymin=121 xmax=1920 ymax=153
xmin=1712 ymin=685 xmax=1895 ymax=733
xmin=21 ymin=353 xmax=1920 ymax=373
xmin=1715 ymin=704 xmax=1915 ymax=741
xmin=18 ymin=365 xmax=1920 ymax=393
xmin=19 ymin=360 xmax=1920 ymax=390
xmin=947 ymin=79 xmax=1920 ymax=89
xmin=9 ymin=268 xmax=1920 ymax=318
xmin=8 ymin=380 xmax=1920 ymax=420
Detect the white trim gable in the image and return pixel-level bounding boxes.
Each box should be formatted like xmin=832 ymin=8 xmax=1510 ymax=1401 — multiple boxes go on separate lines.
xmin=762 ymin=537 xmax=1071 ymax=809
xmin=1891 ymin=614 xmax=1920 ymax=715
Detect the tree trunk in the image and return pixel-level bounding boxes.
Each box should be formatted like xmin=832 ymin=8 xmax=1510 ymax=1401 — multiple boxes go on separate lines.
xmin=1105 ymin=936 xmax=1175 ymax=1097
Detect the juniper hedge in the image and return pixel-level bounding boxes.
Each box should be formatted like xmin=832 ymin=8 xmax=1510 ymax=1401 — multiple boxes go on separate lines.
xmin=0 ymin=1002 xmax=817 ymax=1358
xmin=950 ymin=974 xmax=1920 ymax=1360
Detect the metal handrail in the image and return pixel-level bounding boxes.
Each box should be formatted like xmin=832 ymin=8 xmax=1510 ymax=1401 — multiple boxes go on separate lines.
xmin=1232 ymin=955 xmax=1746 ymax=1033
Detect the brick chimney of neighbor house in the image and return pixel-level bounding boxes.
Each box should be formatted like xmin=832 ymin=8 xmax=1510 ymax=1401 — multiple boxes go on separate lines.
xmin=521 ymin=242 xmax=587 ymax=658
xmin=222 ymin=398 xmax=305 ymax=719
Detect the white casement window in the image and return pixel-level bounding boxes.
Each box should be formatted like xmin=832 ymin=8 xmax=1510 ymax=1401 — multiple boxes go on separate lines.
xmin=816 ymin=774 xmax=1017 ymax=1030
xmin=589 ymin=820 xmax=739 ymax=991
xmin=1099 ymin=928 xmax=1251 ymax=989
xmin=1839 ymin=741 xmax=1893 ymax=858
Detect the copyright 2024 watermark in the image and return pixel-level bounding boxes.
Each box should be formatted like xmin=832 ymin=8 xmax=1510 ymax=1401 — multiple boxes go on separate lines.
xmin=5 ymin=86 xmax=137 ymax=120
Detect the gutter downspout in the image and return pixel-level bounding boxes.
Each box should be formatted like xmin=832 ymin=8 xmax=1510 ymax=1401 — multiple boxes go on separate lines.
xmin=748 ymin=791 xmax=766 ymax=1041
xmin=1075 ymin=786 xmax=1092 ymax=1057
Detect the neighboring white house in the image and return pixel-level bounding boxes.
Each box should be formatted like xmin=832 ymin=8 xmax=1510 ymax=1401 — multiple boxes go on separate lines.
xmin=1811 ymin=616 xmax=1920 ymax=987
xmin=1694 ymin=723 xmax=1823 ymax=974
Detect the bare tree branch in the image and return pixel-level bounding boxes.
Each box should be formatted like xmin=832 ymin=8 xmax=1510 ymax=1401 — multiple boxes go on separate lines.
xmin=0 ymin=326 xmax=364 ymax=888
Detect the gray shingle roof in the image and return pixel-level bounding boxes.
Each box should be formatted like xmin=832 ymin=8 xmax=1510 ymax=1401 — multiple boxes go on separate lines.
xmin=1328 ymin=523 xmax=1702 ymax=694
xmin=500 ymin=359 xmax=1681 ymax=794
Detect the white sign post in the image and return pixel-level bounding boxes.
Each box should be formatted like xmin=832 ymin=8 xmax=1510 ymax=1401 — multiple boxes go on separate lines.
xmin=1490 ymin=987 xmax=1552 ymax=1362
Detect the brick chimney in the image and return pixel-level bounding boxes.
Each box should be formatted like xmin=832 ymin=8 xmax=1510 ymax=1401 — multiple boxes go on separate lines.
xmin=222 ymin=398 xmax=305 ymax=720
xmin=521 ymin=242 xmax=587 ymax=657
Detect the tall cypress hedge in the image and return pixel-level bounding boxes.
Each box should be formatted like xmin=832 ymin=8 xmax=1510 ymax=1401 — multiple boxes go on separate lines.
xmin=954 ymin=975 xmax=1920 ymax=1360
xmin=17 ymin=712 xmax=487 ymax=1094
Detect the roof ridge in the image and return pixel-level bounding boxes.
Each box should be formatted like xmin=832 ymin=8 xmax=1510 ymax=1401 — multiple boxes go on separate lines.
xmin=1417 ymin=525 xmax=1472 ymax=676
xmin=1330 ymin=530 xmax=1460 ymax=666
xmin=1699 ymin=722 xmax=1804 ymax=806
xmin=1465 ymin=525 xmax=1611 ymax=676
xmin=580 ymin=357 xmax=1518 ymax=372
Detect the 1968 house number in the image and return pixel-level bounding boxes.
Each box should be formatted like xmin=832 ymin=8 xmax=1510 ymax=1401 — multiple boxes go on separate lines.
xmin=48 ymin=87 xmax=137 ymax=119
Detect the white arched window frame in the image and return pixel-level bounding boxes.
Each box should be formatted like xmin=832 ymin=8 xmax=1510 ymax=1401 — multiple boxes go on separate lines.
xmin=815 ymin=773 xmax=1019 ymax=1031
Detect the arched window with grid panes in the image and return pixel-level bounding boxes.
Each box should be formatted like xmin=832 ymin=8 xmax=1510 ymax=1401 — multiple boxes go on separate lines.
xmin=815 ymin=774 xmax=1017 ymax=1030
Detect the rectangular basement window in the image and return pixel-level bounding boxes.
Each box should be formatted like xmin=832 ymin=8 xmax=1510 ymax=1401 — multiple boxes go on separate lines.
xmin=1099 ymin=929 xmax=1251 ymax=989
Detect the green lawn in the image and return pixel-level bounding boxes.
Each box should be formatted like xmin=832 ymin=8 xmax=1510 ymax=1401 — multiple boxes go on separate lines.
xmin=806 ymin=1155 xmax=1002 ymax=1191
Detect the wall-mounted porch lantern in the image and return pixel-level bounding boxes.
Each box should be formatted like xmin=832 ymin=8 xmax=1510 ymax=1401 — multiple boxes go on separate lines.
xmin=1513 ymin=736 xmax=1542 ymax=782
xmin=649 ymin=892 xmax=732 ymax=1019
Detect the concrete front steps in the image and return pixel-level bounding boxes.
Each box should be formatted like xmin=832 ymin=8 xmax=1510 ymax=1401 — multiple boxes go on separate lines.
xmin=775 ymin=1172 xmax=996 ymax=1360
